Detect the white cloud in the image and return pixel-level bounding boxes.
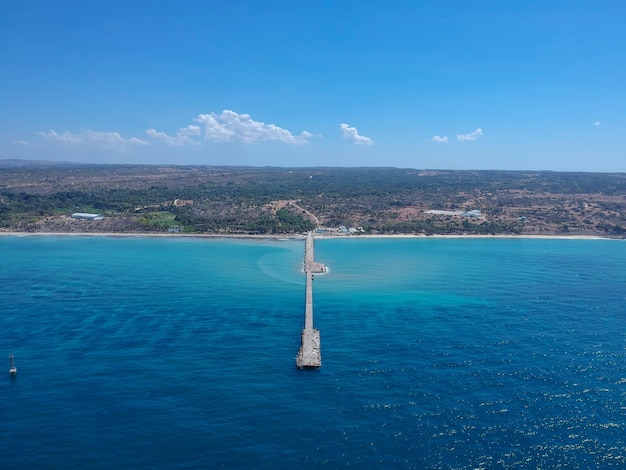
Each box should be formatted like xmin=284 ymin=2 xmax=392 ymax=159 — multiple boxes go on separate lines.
xmin=432 ymin=135 xmax=448 ymax=143
xmin=146 ymin=125 xmax=201 ymax=146
xmin=146 ymin=128 xmax=178 ymax=145
xmin=339 ymin=123 xmax=373 ymax=145
xmin=198 ymin=110 xmax=311 ymax=144
xmin=148 ymin=110 xmax=312 ymax=146
xmin=12 ymin=140 xmax=32 ymax=146
xmin=456 ymin=128 xmax=483 ymax=142
xmin=38 ymin=129 xmax=148 ymax=147
xmin=592 ymin=121 xmax=600 ymax=127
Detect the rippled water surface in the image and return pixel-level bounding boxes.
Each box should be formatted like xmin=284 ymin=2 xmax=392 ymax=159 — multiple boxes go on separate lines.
xmin=1 ymin=236 xmax=625 ymax=468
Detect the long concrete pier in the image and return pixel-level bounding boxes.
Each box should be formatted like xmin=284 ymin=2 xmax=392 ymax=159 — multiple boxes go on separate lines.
xmin=296 ymin=233 xmax=325 ymax=368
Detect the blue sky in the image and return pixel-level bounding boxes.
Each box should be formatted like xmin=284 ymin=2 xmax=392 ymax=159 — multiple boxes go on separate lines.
xmin=2 ymin=1 xmax=624 ymax=171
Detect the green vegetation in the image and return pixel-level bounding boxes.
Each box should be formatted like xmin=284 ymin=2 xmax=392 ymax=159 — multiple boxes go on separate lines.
xmin=1 ymin=162 xmax=625 ymax=237
xmin=137 ymin=211 xmax=177 ymax=231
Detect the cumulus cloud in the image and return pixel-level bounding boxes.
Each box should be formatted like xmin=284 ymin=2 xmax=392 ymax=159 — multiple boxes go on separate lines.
xmin=38 ymin=129 xmax=148 ymax=147
xmin=456 ymin=128 xmax=483 ymax=142
xmin=592 ymin=121 xmax=600 ymax=127
xmin=146 ymin=125 xmax=201 ymax=146
xmin=339 ymin=123 xmax=373 ymax=145
xmin=147 ymin=110 xmax=312 ymax=146
xmin=432 ymin=135 xmax=448 ymax=143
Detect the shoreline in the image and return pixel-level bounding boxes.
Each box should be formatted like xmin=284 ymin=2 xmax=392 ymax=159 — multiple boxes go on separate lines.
xmin=0 ymin=231 xmax=618 ymax=241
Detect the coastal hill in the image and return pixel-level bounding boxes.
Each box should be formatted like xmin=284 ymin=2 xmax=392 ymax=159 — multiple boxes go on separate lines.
xmin=1 ymin=160 xmax=625 ymax=237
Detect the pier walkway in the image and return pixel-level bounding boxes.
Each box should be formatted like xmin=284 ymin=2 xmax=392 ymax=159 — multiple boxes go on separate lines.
xmin=296 ymin=233 xmax=325 ymax=368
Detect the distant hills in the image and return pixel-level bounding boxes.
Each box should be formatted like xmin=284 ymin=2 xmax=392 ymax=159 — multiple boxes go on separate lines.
xmin=0 ymin=158 xmax=88 ymax=168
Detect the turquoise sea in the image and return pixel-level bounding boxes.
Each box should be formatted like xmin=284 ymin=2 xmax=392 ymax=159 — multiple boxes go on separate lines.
xmin=1 ymin=236 xmax=626 ymax=469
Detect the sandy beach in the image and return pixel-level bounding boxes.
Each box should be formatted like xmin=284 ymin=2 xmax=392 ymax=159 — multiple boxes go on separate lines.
xmin=0 ymin=231 xmax=616 ymax=241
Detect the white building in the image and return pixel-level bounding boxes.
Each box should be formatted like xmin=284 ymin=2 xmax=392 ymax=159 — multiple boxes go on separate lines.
xmin=71 ymin=213 xmax=104 ymax=220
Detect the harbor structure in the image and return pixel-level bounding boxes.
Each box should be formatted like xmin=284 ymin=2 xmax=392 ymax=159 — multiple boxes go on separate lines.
xmin=296 ymin=233 xmax=325 ymax=368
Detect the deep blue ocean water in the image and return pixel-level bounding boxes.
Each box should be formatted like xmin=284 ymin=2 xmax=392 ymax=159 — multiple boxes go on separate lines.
xmin=1 ymin=236 xmax=625 ymax=469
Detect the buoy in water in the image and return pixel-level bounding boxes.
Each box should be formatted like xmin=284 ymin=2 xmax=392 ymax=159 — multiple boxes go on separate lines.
xmin=9 ymin=355 xmax=17 ymax=377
